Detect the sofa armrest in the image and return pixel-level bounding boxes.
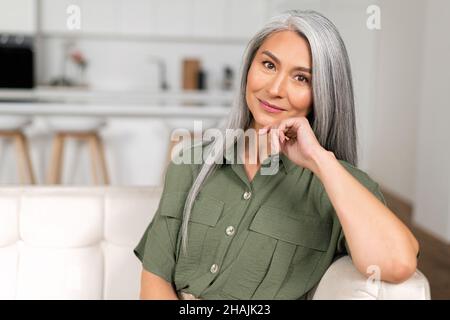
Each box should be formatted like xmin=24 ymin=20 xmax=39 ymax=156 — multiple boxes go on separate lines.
xmin=310 ymin=256 xmax=431 ymax=300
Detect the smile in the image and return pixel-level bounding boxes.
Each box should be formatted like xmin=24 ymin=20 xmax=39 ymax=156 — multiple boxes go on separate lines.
xmin=258 ymin=99 xmax=286 ymax=113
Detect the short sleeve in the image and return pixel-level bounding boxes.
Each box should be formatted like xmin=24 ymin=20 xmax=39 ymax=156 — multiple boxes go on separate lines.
xmin=133 ymin=159 xmax=194 ymax=283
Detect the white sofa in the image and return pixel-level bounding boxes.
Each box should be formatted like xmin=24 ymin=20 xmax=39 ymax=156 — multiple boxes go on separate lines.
xmin=0 ymin=186 xmax=431 ymax=300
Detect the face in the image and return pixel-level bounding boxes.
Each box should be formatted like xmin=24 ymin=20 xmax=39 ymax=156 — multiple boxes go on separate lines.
xmin=246 ymin=30 xmax=313 ymax=131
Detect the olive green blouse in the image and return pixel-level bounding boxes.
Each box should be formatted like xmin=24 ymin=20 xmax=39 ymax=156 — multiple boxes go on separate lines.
xmin=134 ymin=143 xmax=386 ymax=300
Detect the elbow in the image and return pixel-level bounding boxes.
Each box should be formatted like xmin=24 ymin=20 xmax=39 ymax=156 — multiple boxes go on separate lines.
xmin=385 ymin=256 xmax=418 ymax=284
xmin=385 ymin=235 xmax=420 ymax=284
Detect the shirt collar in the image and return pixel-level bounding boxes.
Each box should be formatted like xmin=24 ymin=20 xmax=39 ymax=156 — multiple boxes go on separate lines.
xmin=220 ymin=138 xmax=297 ymax=175
xmin=260 ymin=152 xmax=297 ymax=175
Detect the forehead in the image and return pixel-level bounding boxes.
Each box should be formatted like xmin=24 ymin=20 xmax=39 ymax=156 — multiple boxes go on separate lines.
xmin=258 ymin=30 xmax=312 ymax=67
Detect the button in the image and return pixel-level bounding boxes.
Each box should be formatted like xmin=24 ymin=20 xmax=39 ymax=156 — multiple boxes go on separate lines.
xmin=243 ymin=191 xmax=252 ymax=200
xmin=225 ymin=226 xmax=235 ymax=236
xmin=210 ymin=264 xmax=219 ymax=274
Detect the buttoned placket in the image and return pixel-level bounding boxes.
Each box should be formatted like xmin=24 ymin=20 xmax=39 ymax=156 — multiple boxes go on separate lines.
xmin=190 ymin=165 xmax=256 ymax=296
xmin=208 ymin=183 xmax=254 ymax=279
xmin=191 ymin=156 xmax=286 ymax=296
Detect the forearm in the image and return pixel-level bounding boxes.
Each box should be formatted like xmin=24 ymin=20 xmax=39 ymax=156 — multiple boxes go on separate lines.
xmin=140 ymin=269 xmax=180 ymax=300
xmin=311 ymin=150 xmax=419 ymax=283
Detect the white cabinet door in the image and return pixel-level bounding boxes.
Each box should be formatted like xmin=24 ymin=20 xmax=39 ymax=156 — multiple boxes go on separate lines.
xmin=41 ymin=0 xmax=81 ymax=33
xmin=81 ymin=0 xmax=120 ymax=34
xmin=226 ymin=0 xmax=268 ymax=40
xmin=153 ymin=0 xmax=192 ymax=37
xmin=0 ymin=0 xmax=36 ymax=34
xmin=118 ymin=0 xmax=156 ymax=36
xmin=192 ymin=0 xmax=227 ymax=38
xmin=267 ymin=0 xmax=324 ymax=14
xmin=41 ymin=0 xmax=119 ymax=34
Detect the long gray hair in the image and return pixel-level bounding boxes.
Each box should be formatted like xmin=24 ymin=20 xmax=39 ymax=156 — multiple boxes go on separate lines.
xmin=178 ymin=10 xmax=357 ymax=256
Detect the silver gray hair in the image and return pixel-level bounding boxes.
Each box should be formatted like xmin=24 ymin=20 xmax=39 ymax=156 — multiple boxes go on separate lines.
xmin=178 ymin=10 xmax=357 ymax=256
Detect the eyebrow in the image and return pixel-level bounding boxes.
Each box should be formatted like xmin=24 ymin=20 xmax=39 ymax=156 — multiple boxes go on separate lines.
xmin=262 ymin=50 xmax=312 ymax=74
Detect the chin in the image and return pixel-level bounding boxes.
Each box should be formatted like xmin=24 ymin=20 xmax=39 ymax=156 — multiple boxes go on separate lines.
xmin=251 ymin=113 xmax=276 ymax=128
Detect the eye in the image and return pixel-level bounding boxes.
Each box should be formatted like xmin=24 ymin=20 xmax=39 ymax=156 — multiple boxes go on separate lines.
xmin=262 ymin=61 xmax=275 ymax=70
xmin=294 ymin=74 xmax=309 ymax=83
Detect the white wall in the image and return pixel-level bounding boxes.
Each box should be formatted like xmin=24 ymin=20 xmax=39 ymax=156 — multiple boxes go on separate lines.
xmin=368 ymin=0 xmax=450 ymax=242
xmin=321 ymin=0 xmax=380 ymax=171
xmin=368 ymin=0 xmax=425 ymax=202
xmin=413 ymin=0 xmax=450 ymax=242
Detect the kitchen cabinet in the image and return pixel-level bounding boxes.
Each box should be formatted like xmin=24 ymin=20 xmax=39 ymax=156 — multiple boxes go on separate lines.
xmin=41 ymin=0 xmax=82 ymax=33
xmin=153 ymin=0 xmax=192 ymax=37
xmin=118 ymin=0 xmax=156 ymax=36
xmin=39 ymin=0 xmax=271 ymax=41
xmin=41 ymin=0 xmax=119 ymax=34
xmin=0 ymin=0 xmax=36 ymax=34
xmin=81 ymin=0 xmax=120 ymax=34
xmin=192 ymin=0 xmax=227 ymax=38
xmin=226 ymin=0 xmax=268 ymax=40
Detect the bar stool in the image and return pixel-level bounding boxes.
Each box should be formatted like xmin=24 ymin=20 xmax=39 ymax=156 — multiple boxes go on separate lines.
xmin=0 ymin=115 xmax=36 ymax=184
xmin=46 ymin=116 xmax=109 ymax=185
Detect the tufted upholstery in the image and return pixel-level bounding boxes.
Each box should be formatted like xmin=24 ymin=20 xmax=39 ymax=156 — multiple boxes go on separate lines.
xmin=0 ymin=187 xmax=160 ymax=300
xmin=0 ymin=186 xmax=431 ymax=300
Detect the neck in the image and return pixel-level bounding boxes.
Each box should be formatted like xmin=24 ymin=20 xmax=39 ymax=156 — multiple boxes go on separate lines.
xmin=244 ymin=120 xmax=271 ymax=165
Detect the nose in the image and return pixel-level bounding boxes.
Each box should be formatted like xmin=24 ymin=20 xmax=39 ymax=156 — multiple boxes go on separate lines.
xmin=267 ymin=73 xmax=287 ymax=98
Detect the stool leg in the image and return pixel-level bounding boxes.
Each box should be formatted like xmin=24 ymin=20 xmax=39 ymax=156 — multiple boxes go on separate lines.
xmin=47 ymin=133 xmax=65 ymax=184
xmin=88 ymin=134 xmax=99 ymax=185
xmin=88 ymin=134 xmax=109 ymax=185
xmin=14 ymin=132 xmax=36 ymax=184
xmin=94 ymin=134 xmax=109 ymax=184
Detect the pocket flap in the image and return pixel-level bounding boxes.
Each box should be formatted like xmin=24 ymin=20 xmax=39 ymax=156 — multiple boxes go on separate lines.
xmin=189 ymin=195 xmax=224 ymax=227
xmin=249 ymin=206 xmax=331 ymax=251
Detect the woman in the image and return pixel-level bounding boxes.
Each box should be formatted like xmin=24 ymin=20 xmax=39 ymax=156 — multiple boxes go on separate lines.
xmin=134 ymin=10 xmax=419 ymax=300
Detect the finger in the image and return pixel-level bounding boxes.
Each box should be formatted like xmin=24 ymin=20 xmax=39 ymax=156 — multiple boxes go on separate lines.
xmin=280 ymin=118 xmax=302 ymax=134
xmin=280 ymin=128 xmax=286 ymax=143
xmin=270 ymin=127 xmax=281 ymax=154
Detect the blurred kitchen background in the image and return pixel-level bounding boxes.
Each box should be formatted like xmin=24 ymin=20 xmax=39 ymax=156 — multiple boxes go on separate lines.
xmin=0 ymin=0 xmax=448 ymax=298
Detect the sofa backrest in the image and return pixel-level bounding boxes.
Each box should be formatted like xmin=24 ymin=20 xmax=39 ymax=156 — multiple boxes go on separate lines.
xmin=0 ymin=186 xmax=162 ymax=300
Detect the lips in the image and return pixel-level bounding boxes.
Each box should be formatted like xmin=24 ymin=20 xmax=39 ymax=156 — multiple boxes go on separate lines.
xmin=258 ymin=99 xmax=286 ymax=113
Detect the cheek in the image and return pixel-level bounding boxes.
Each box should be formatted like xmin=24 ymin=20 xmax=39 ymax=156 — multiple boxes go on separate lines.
xmin=289 ymin=88 xmax=313 ymax=113
xmin=246 ymin=65 xmax=266 ymax=92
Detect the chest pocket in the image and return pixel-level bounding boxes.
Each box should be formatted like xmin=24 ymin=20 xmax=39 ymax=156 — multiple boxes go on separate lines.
xmin=189 ymin=194 xmax=224 ymax=226
xmin=249 ymin=205 xmax=331 ymax=251
xmin=222 ymin=205 xmax=331 ymax=300
xmin=159 ymin=192 xmax=224 ymax=224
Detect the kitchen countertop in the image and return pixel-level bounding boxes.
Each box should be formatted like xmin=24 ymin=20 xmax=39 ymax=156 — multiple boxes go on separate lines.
xmin=0 ymin=102 xmax=230 ymax=118
xmin=0 ymin=86 xmax=234 ymax=105
xmin=0 ymin=87 xmax=232 ymax=119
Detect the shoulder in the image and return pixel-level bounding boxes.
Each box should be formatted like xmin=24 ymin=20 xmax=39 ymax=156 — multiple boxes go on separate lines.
xmin=164 ymin=139 xmax=214 ymax=192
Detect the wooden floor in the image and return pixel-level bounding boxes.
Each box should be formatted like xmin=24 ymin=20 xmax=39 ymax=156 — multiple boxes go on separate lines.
xmin=382 ymin=188 xmax=450 ymax=300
